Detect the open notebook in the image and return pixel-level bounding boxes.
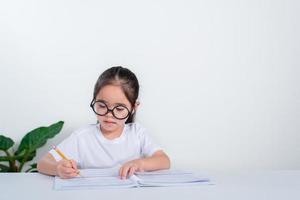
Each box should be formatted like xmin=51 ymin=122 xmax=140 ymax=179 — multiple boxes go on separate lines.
xmin=54 ymin=167 xmax=212 ymax=190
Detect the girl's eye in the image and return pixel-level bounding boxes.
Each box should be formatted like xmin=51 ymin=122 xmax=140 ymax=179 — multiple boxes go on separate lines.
xmin=97 ymin=104 xmax=106 ymax=108
xmin=115 ymin=107 xmax=125 ymax=111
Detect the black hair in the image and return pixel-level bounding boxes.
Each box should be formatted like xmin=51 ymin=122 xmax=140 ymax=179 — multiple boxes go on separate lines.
xmin=92 ymin=66 xmax=139 ymax=123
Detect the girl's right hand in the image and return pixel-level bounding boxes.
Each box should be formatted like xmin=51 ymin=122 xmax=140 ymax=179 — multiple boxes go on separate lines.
xmin=56 ymin=159 xmax=79 ymax=179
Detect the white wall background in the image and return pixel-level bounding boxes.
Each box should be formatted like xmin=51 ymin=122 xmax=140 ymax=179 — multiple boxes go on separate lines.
xmin=0 ymin=0 xmax=299 ymax=171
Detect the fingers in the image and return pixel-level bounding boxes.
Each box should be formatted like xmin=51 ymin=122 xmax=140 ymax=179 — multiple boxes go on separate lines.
xmin=64 ymin=167 xmax=76 ymax=174
xmin=62 ymin=159 xmax=78 ymax=172
xmin=128 ymin=166 xmax=137 ymax=177
xmin=62 ymin=160 xmax=72 ymax=168
xmin=60 ymin=172 xmax=78 ymax=179
xmin=59 ymin=168 xmax=78 ymax=178
xmin=70 ymin=159 xmax=78 ymax=171
xmin=57 ymin=160 xmax=79 ymax=179
xmin=119 ymin=163 xmax=138 ymax=179
xmin=119 ymin=165 xmax=130 ymax=179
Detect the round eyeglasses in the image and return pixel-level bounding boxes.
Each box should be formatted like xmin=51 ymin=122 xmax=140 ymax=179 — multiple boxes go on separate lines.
xmin=90 ymin=100 xmax=131 ymax=120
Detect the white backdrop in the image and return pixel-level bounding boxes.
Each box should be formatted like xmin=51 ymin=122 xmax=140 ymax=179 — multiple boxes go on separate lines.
xmin=0 ymin=0 xmax=299 ymax=171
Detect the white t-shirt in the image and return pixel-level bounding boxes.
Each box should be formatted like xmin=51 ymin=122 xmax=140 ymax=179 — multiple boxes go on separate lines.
xmin=49 ymin=123 xmax=163 ymax=169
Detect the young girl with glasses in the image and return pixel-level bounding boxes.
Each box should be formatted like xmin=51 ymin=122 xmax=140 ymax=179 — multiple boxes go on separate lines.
xmin=37 ymin=66 xmax=170 ymax=179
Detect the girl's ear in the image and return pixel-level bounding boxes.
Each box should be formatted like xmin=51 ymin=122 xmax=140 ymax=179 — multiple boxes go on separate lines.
xmin=132 ymin=101 xmax=140 ymax=114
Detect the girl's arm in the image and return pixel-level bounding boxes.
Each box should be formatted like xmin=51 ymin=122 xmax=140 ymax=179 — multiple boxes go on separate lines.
xmin=37 ymin=153 xmax=79 ymax=178
xmin=119 ymin=150 xmax=171 ymax=179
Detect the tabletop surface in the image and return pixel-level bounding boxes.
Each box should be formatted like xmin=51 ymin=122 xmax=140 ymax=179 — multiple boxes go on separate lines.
xmin=1 ymin=170 xmax=300 ymax=200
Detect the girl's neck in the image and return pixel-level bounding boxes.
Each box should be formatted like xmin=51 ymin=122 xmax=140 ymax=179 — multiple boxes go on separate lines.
xmin=100 ymin=125 xmax=125 ymax=140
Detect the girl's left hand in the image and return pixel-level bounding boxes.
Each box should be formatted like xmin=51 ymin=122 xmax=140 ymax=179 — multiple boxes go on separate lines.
xmin=119 ymin=159 xmax=144 ymax=179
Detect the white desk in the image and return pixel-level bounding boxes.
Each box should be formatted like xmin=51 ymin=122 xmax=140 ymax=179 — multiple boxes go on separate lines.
xmin=1 ymin=170 xmax=300 ymax=200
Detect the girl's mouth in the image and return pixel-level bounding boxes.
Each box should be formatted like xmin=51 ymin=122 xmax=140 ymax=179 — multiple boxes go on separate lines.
xmin=104 ymin=120 xmax=116 ymax=124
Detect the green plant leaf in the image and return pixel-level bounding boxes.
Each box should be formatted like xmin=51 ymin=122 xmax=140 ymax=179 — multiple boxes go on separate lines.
xmin=30 ymin=163 xmax=37 ymax=168
xmin=25 ymin=163 xmax=37 ymax=173
xmin=0 ymin=163 xmax=9 ymax=172
xmin=16 ymin=121 xmax=64 ymax=155
xmin=0 ymin=135 xmax=14 ymax=151
xmin=16 ymin=150 xmax=36 ymax=162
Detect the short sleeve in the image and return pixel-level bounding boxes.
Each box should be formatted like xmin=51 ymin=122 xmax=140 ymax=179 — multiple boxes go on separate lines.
xmin=49 ymin=133 xmax=79 ymax=163
xmin=139 ymin=127 xmax=163 ymax=157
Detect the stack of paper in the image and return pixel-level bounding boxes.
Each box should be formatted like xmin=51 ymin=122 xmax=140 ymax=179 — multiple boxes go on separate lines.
xmin=54 ymin=167 xmax=211 ymax=190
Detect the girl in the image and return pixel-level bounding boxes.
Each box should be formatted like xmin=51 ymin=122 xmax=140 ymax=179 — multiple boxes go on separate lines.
xmin=37 ymin=66 xmax=170 ymax=179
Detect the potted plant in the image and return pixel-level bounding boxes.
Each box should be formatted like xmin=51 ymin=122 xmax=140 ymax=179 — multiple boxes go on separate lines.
xmin=0 ymin=121 xmax=64 ymax=172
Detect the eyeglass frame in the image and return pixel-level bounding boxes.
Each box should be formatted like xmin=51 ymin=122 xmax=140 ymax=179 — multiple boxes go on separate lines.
xmin=90 ymin=99 xmax=133 ymax=120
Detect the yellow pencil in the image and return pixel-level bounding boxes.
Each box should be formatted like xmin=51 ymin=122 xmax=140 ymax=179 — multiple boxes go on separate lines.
xmin=52 ymin=145 xmax=81 ymax=177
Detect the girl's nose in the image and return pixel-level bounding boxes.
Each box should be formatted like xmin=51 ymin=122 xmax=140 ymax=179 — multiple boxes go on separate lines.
xmin=106 ymin=110 xmax=114 ymax=117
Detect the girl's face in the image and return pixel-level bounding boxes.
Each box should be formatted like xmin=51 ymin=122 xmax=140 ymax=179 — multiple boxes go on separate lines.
xmin=95 ymin=84 xmax=133 ymax=134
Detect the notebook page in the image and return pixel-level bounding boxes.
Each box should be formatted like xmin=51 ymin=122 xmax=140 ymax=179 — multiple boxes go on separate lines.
xmin=135 ymin=169 xmax=194 ymax=175
xmin=54 ymin=167 xmax=137 ymax=190
xmin=135 ymin=171 xmax=211 ymax=187
xmin=79 ymin=167 xmax=119 ymax=177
